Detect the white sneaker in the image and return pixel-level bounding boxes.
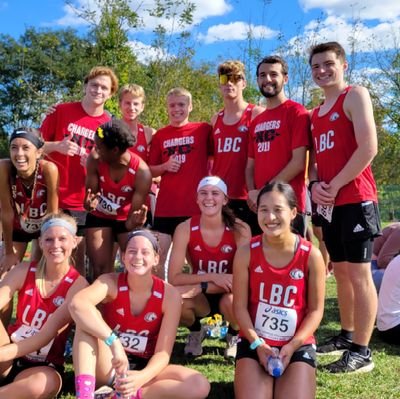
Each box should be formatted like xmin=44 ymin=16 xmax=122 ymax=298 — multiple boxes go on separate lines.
xmin=224 ymin=333 xmax=239 ymax=359
xmin=94 ymin=385 xmax=114 ymax=399
xmin=184 ymin=328 xmax=206 ymax=357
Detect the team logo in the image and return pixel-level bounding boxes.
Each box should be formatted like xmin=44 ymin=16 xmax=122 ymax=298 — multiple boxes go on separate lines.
xmin=53 ymin=296 xmax=65 ymax=307
xmin=116 ymin=308 xmax=125 ymax=316
xmin=128 ymin=168 xmax=136 ymax=175
xmin=238 ymin=125 xmax=248 ymax=133
xmin=254 ymin=265 xmax=263 ymax=273
xmin=100 ymin=175 xmax=105 ymax=182
xmin=214 ymin=128 xmax=221 ymax=135
xmin=221 ymin=245 xmax=233 ymax=253
xmin=136 ymin=145 xmax=146 ymax=153
xmin=121 ymin=185 xmax=133 ymax=193
xmin=17 ymin=191 xmax=23 ymax=197
xmin=329 ymin=112 xmax=340 ymax=122
xmin=25 ymin=288 xmax=34 ymax=296
xmin=36 ymin=189 xmax=45 ymax=198
xmin=144 ymin=312 xmax=157 ymax=322
xmin=194 ymin=245 xmax=202 ymax=252
xmin=290 ymin=268 xmax=304 ymax=280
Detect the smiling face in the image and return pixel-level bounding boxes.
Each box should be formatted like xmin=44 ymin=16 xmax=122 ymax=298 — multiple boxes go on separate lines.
xmin=9 ymin=138 xmax=41 ymax=176
xmin=83 ymin=74 xmax=113 ymax=107
xmin=197 ymin=184 xmax=228 ymax=216
xmin=39 ymin=226 xmax=77 ymax=266
xmin=257 ymin=62 xmax=288 ymax=99
xmin=120 ymin=92 xmax=145 ymax=123
xmin=310 ymin=50 xmax=347 ymax=89
xmin=167 ymin=95 xmax=192 ymax=126
xmin=122 ymin=235 xmax=159 ymax=276
xmin=257 ymin=189 xmax=296 ymax=237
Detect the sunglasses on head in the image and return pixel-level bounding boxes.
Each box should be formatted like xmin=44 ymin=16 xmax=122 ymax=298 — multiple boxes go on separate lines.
xmin=219 ymin=74 xmax=244 ymax=85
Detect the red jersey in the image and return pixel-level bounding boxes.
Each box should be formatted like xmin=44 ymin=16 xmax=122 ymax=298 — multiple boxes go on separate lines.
xmin=129 ymin=124 xmax=149 ymax=163
xmin=102 ymin=273 xmax=165 ymax=359
xmin=8 ymin=263 xmax=80 ymax=365
xmin=187 ymin=215 xmax=237 ymax=275
xmin=40 ymin=102 xmax=110 ymax=211
xmin=243 ymin=235 xmax=315 ymax=347
xmin=248 ymin=100 xmax=310 ymax=212
xmin=148 ymin=122 xmax=212 ymax=217
xmin=92 ymin=153 xmax=140 ymax=220
xmin=311 ymin=87 xmax=378 ymax=205
xmin=211 ymin=104 xmax=255 ymax=199
xmin=11 ymin=160 xmax=48 ymax=234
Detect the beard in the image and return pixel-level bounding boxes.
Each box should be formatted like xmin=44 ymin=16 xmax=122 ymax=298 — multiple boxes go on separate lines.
xmin=259 ymin=83 xmax=283 ymax=98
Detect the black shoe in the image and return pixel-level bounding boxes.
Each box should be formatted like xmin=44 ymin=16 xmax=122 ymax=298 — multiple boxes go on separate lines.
xmin=317 ymin=334 xmax=352 ymax=355
xmin=323 ymin=349 xmax=374 ymax=374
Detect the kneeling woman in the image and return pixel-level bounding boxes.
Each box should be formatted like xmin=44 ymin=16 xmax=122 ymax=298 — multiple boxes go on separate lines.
xmin=233 ymin=182 xmax=325 ymax=399
xmin=70 ymin=230 xmax=210 ymax=399
xmin=0 ymin=213 xmax=87 ymax=398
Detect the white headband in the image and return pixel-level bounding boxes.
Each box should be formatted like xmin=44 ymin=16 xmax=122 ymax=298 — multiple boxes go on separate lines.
xmin=197 ymin=176 xmax=228 ymax=196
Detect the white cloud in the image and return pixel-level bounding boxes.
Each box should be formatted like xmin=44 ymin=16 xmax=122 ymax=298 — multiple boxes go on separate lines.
xmin=128 ymin=40 xmax=173 ymax=64
xmin=300 ymin=0 xmax=400 ymax=22
xmin=198 ymin=21 xmax=277 ymax=44
xmin=287 ymin=15 xmax=400 ymax=53
xmin=50 ymin=0 xmax=231 ymax=32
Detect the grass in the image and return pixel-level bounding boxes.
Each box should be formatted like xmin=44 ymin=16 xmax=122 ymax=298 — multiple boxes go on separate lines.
xmin=57 ymin=277 xmax=400 ymax=399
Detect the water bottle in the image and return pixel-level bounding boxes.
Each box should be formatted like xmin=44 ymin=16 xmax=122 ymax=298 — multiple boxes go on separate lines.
xmin=113 ymin=373 xmax=127 ymax=398
xmin=266 ymin=349 xmax=284 ymax=378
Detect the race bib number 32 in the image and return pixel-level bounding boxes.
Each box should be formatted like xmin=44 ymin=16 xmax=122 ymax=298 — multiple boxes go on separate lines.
xmin=118 ymin=332 xmax=148 ymax=354
xmin=254 ymin=303 xmax=297 ymax=342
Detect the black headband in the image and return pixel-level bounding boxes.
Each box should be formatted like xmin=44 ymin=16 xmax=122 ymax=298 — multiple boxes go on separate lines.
xmin=127 ymin=230 xmax=159 ymax=252
xmin=9 ymin=130 xmax=44 ymax=149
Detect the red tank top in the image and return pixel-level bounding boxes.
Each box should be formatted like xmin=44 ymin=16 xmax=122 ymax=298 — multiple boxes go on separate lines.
xmin=211 ymin=104 xmax=255 ymax=199
xmin=92 ymin=152 xmax=140 ymax=220
xmin=8 ymin=262 xmax=80 ymax=365
xmin=102 ymin=273 xmax=165 ymax=359
xmin=187 ymin=215 xmax=237 ymax=275
xmin=129 ymin=124 xmax=149 ymax=163
xmin=243 ymin=235 xmax=315 ymax=347
xmin=311 ymin=87 xmax=378 ymax=205
xmin=11 ymin=160 xmax=49 ymax=234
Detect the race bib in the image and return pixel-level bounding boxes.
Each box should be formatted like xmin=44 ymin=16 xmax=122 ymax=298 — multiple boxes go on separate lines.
xmin=118 ymin=332 xmax=148 ymax=354
xmin=11 ymin=324 xmax=54 ymax=361
xmin=317 ymin=204 xmax=333 ymax=223
xmin=20 ymin=216 xmax=43 ymax=233
xmin=96 ymin=195 xmax=120 ymax=216
xmin=255 ymin=303 xmax=297 ymax=342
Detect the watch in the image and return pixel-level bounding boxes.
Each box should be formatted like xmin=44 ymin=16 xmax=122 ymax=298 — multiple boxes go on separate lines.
xmin=200 ymin=281 xmax=208 ymax=294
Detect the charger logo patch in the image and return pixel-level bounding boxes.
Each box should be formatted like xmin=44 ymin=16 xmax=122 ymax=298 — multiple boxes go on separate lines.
xmin=290 ymin=269 xmax=304 ymax=280
xmin=53 ymin=296 xmax=65 ymax=307
xmin=144 ymin=312 xmax=157 ymax=322
xmin=221 ymin=245 xmax=233 ymax=253
xmin=329 ymin=112 xmax=340 ymax=122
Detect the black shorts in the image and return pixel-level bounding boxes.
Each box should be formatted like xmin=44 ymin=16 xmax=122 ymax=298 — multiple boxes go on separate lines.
xmin=321 ymin=202 xmax=381 ymax=263
xmin=153 ymin=216 xmax=190 ymax=236
xmin=204 ymin=293 xmax=224 ymax=316
xmin=62 ymin=209 xmax=87 ymax=236
xmin=0 ymin=358 xmax=64 ymax=386
xmin=12 ymin=229 xmax=40 ymax=243
xmin=236 ymin=338 xmax=317 ymax=369
xmin=85 ymin=213 xmax=129 ymax=242
xmin=228 ymin=199 xmax=261 ymax=236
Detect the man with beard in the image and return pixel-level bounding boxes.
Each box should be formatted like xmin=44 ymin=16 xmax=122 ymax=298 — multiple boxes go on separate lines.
xmin=246 ymin=56 xmax=310 ymax=236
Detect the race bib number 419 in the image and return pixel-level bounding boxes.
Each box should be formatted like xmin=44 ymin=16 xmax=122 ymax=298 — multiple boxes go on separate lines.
xmin=254 ymin=303 xmax=297 ymax=342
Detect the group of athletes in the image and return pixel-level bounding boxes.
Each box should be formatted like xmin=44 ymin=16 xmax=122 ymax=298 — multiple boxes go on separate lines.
xmin=0 ymin=40 xmax=385 ymax=399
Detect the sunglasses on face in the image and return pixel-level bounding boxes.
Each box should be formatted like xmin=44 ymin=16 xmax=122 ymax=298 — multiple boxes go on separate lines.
xmin=219 ymin=74 xmax=244 ymax=85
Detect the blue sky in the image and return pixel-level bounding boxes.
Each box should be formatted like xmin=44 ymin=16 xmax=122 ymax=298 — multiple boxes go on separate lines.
xmin=0 ymin=0 xmax=399 ymax=69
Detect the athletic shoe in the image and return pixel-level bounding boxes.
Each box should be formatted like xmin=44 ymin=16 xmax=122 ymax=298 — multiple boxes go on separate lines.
xmin=224 ymin=333 xmax=239 ymax=360
xmin=323 ymin=349 xmax=374 ymax=374
xmin=184 ymin=328 xmax=206 ymax=357
xmin=316 ymin=334 xmax=352 ymax=356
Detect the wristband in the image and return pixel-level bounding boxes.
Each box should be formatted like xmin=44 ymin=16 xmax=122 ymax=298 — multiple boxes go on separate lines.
xmin=250 ymin=337 xmax=264 ymax=350
xmin=201 ymin=281 xmax=208 ymax=294
xmin=104 ymin=331 xmax=118 ymax=346
xmin=308 ymin=180 xmax=319 ymax=193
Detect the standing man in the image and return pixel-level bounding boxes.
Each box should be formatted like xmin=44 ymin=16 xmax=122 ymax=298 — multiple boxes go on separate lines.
xmin=41 ymin=66 xmax=119 ymax=275
xmin=211 ymin=60 xmax=263 ymax=234
xmin=246 ymin=56 xmax=310 ymax=236
xmin=308 ymin=42 xmax=381 ymax=373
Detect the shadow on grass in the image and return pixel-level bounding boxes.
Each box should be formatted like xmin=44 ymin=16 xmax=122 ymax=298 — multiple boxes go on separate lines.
xmin=210 ymin=381 xmax=234 ymax=399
